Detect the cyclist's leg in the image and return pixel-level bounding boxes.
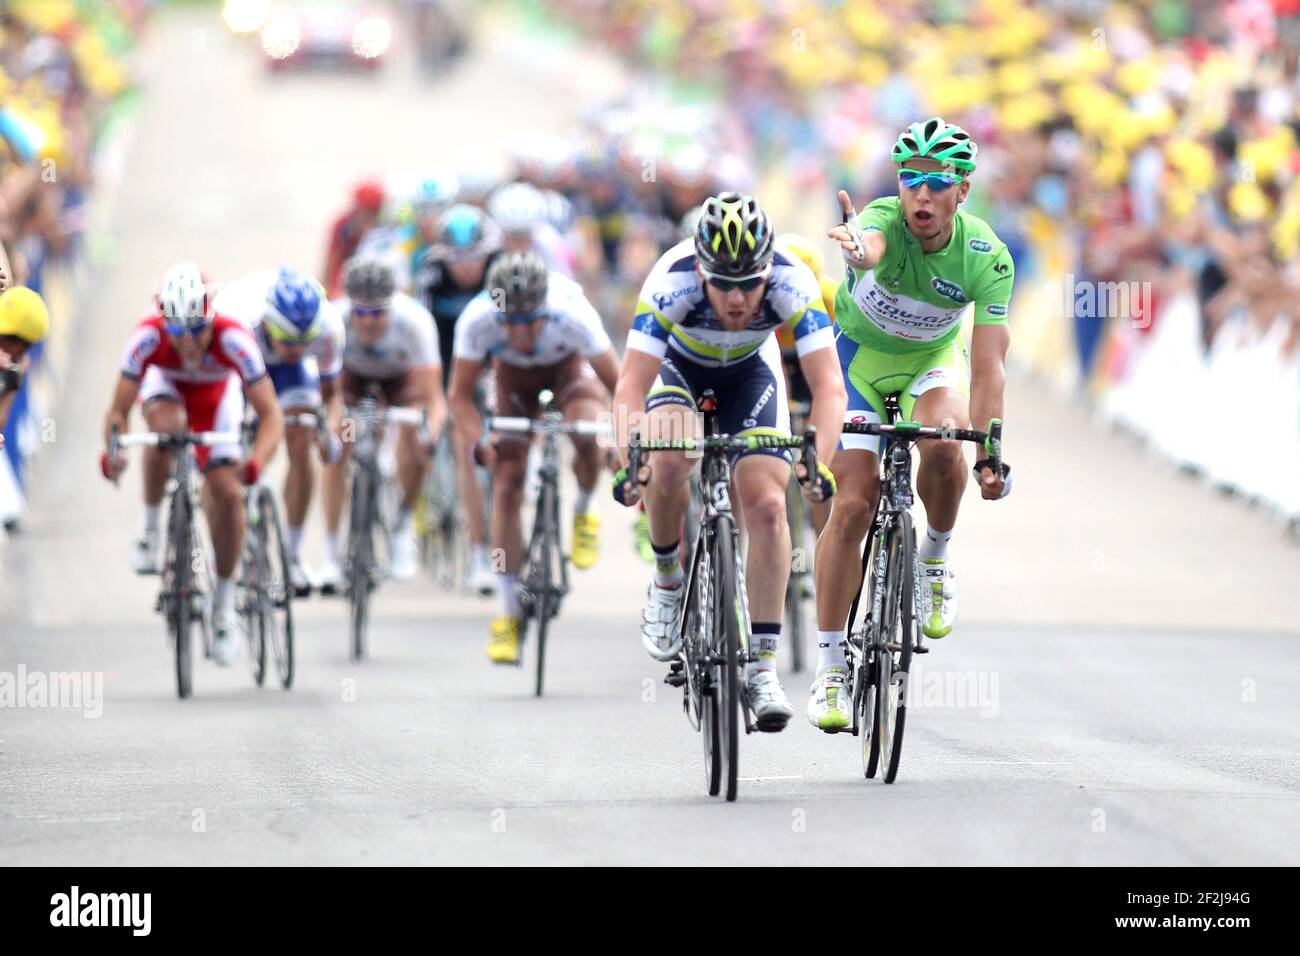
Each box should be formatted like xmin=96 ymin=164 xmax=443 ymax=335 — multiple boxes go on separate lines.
xmin=391 ymin=372 xmax=432 ymax=517
xmin=642 ymin=357 xmax=699 ymax=563
xmin=814 ymin=331 xmax=888 ymax=637
xmin=322 ymin=372 xmax=361 ymax=567
xmin=269 ymin=360 xmax=322 ymax=558
xmin=194 ymin=377 xmax=247 ymax=584
xmin=556 ymin=356 xmax=606 ymax=500
xmin=902 ymin=341 xmax=971 ymax=538
xmin=138 ymin=369 xmax=184 ymax=544
xmin=901 ymin=341 xmax=971 ymax=638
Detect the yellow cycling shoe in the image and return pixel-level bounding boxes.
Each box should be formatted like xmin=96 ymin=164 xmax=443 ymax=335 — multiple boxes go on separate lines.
xmin=632 ymin=509 xmax=654 ymax=565
xmin=487 ymin=615 xmax=521 ymax=664
xmin=571 ymin=512 xmax=601 ymax=570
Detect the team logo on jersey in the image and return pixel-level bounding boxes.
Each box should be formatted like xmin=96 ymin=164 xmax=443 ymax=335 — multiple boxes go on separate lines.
xmin=931 ymin=277 xmax=968 ymax=304
xmin=987 ymin=304 xmax=1008 ymax=317
xmin=968 ymin=239 xmax=992 ymax=253
xmin=652 ymin=285 xmax=699 ymax=311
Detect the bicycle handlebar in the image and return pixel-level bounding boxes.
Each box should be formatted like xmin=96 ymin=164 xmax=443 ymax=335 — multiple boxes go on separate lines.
xmin=113 ymin=430 xmax=242 ymax=449
xmin=841 ymin=418 xmax=1009 ymax=491
xmin=488 ymin=416 xmax=610 ymax=438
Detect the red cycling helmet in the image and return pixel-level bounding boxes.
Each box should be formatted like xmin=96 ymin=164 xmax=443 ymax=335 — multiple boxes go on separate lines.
xmin=353 ymin=179 xmax=385 ymax=211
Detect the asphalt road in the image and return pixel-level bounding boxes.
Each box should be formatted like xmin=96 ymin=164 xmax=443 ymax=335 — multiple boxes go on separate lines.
xmin=2 ymin=6 xmax=1299 ymax=866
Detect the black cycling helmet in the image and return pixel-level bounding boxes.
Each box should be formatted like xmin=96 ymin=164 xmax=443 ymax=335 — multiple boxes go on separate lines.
xmin=485 ymin=250 xmax=548 ymax=315
xmin=343 ymin=255 xmax=396 ymax=304
xmin=693 ymin=191 xmax=774 ymax=277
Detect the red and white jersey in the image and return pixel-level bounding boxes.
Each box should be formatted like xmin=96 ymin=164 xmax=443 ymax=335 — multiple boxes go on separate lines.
xmin=120 ymin=314 xmax=268 ymax=387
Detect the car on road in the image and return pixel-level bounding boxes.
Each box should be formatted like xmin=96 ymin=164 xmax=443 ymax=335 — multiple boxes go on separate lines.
xmin=258 ymin=1 xmax=392 ymax=72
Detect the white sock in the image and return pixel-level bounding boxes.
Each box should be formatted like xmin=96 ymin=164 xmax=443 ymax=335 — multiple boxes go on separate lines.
xmin=920 ymin=524 xmax=953 ymax=561
xmin=499 ymin=573 xmax=521 ymax=617
xmin=144 ymin=504 xmax=161 ymax=535
xmin=214 ymin=576 xmax=235 ymax=614
xmin=472 ymin=543 xmax=488 ymax=567
xmin=287 ymin=525 xmax=303 ymax=559
xmin=652 ymin=541 xmax=683 ymax=588
xmin=817 ymin=629 xmax=847 ymax=673
xmin=325 ymin=532 xmax=340 ymax=562
xmin=747 ymin=626 xmax=780 ymax=679
xmin=573 ymin=487 xmax=593 ymax=515
xmin=393 ymin=506 xmax=412 ymax=535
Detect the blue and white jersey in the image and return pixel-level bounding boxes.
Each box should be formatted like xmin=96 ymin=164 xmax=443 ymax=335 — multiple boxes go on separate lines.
xmin=453 ymin=271 xmax=611 ymax=369
xmin=627 ymin=238 xmax=834 ymax=367
xmin=213 ymin=269 xmax=345 ymax=380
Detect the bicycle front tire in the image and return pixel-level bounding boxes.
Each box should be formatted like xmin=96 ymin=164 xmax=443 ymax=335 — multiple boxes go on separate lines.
xmin=712 ymin=515 xmax=743 ymax=802
xmin=259 ymin=488 xmax=295 ymax=689
xmin=168 ymin=484 xmax=194 ymax=700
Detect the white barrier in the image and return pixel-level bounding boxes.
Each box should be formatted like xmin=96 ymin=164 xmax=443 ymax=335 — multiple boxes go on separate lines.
xmin=1100 ymin=291 xmax=1300 ymax=521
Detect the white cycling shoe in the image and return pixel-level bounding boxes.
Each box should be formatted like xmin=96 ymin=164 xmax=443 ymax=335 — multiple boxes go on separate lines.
xmin=641 ymin=581 xmax=683 ymax=661
xmin=389 ymin=529 xmax=419 ymax=581
xmin=747 ymin=670 xmax=795 ymax=732
xmin=316 ymin=555 xmax=343 ymax=596
xmin=289 ymin=558 xmax=312 ymax=597
xmin=466 ymin=556 xmax=497 ymax=596
xmin=131 ymin=531 xmax=160 ymax=575
xmin=806 ymin=666 xmax=851 ymax=732
xmin=211 ymin=608 xmax=243 ymax=668
xmin=920 ymin=558 xmax=959 ymax=639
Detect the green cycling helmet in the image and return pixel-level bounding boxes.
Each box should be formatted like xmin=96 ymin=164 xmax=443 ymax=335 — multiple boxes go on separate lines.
xmin=694 ymin=192 xmax=774 ymax=277
xmin=891 ymin=117 xmax=978 ymax=173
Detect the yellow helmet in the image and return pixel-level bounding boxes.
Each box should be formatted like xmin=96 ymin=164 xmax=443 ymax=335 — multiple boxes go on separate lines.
xmin=0 ymin=286 xmax=51 ymax=344
xmin=776 ymin=232 xmax=826 ymax=278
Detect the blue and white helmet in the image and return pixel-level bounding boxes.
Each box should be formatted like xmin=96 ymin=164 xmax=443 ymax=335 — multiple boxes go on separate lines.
xmin=264 ymin=267 xmax=325 ymax=342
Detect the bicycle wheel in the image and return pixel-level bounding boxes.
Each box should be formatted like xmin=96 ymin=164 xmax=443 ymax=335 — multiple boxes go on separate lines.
xmin=711 ymin=515 xmax=743 ymax=802
xmin=167 ymin=484 xmax=195 ymax=699
xmin=876 ymin=514 xmax=916 ymax=783
xmin=348 ymin=468 xmax=375 ymax=661
xmin=685 ymin=536 xmax=720 ymax=795
xmin=241 ymin=496 xmax=269 ymax=687
xmin=258 ymin=488 xmax=295 ymax=689
xmin=532 ymin=482 xmax=556 ymax=698
xmin=857 ymin=528 xmax=884 ymax=778
xmin=785 ymin=479 xmax=807 ymax=674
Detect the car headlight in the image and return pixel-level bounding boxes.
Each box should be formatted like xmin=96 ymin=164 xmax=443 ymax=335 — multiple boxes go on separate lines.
xmin=352 ymin=17 xmax=391 ymax=59
xmin=261 ymin=15 xmax=301 ymax=60
xmin=222 ymin=0 xmax=270 ymax=34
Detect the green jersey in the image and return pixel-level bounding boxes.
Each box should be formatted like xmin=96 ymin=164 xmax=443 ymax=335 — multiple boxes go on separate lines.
xmin=834 ymin=198 xmax=1014 ymax=355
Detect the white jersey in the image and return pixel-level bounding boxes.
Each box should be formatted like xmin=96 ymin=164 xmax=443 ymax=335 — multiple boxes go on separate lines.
xmin=334 ymin=291 xmax=440 ymax=379
xmin=453 ymin=271 xmax=611 ymax=369
xmin=213 ymin=270 xmax=345 ymax=379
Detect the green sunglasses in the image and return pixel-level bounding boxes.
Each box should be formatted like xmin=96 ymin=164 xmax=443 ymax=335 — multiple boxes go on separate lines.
xmin=898 ymin=168 xmax=964 ymax=191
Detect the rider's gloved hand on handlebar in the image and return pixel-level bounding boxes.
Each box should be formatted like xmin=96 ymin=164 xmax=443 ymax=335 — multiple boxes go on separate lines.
xmin=100 ymin=450 xmax=126 ymax=482
xmin=973 ymin=460 xmax=1012 ymax=499
xmin=612 ymin=466 xmax=641 ymax=507
xmin=239 ymin=458 xmax=261 ymax=486
xmin=795 ymin=459 xmax=837 ymax=503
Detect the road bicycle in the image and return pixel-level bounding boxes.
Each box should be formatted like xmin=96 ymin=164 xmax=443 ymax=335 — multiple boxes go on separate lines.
xmin=628 ymin=390 xmax=817 ymax=802
xmin=487 ymin=388 xmax=607 ymax=696
xmin=342 ymin=397 xmax=426 ymax=661
xmin=110 ymin=426 xmax=231 ymax=699
xmin=840 ymin=401 xmax=1006 ymax=783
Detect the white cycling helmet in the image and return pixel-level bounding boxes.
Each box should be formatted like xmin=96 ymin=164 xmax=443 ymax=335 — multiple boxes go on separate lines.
xmin=487 ymin=181 xmax=547 ymax=235
xmin=157 ymin=261 xmax=214 ymax=331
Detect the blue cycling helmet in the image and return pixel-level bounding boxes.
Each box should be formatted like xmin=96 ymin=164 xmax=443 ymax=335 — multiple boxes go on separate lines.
xmin=438 ymin=203 xmax=501 ymax=257
xmin=264 ymin=267 xmax=325 ymax=342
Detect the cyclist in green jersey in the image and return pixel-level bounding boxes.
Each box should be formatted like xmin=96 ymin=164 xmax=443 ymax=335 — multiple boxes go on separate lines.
xmin=808 ymin=117 xmax=1013 ymax=731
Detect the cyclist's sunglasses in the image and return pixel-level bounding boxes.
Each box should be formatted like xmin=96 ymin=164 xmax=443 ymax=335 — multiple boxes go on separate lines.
xmin=499 ymin=307 xmax=547 ymax=326
xmin=351 ymin=303 xmax=387 ymax=318
xmin=898 ymin=168 xmax=964 ymax=192
xmin=702 ymin=271 xmax=768 ymax=293
xmin=264 ymin=321 xmax=321 ymax=345
xmin=163 ymin=319 xmax=210 ymax=339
